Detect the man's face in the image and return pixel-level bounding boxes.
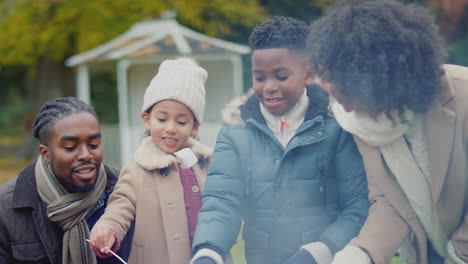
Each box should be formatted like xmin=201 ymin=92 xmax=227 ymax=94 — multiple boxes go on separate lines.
xmin=39 ymin=112 xmax=103 ymax=193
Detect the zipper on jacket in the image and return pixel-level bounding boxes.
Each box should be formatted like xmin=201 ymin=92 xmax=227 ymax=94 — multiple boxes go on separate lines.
xmin=319 ymin=166 xmax=326 ymax=193
xmin=319 ymin=165 xmax=331 ymax=217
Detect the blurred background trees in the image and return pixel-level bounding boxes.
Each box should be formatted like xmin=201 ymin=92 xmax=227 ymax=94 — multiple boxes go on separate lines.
xmin=0 ymin=0 xmax=466 ymax=160
xmin=0 ymin=0 xmax=264 ymax=128
xmin=0 ymin=0 xmax=266 ymax=158
xmin=429 ymin=0 xmax=468 ymax=65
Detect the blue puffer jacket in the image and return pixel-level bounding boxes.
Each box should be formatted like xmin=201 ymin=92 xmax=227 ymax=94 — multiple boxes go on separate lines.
xmin=193 ymin=85 xmax=370 ymax=264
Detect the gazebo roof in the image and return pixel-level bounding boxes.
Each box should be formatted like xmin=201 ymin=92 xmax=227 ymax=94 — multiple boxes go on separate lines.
xmin=66 ymin=18 xmax=250 ymax=67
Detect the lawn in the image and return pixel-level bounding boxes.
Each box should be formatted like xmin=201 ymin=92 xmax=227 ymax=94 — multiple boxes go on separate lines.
xmin=0 ymin=155 xmax=30 ymax=184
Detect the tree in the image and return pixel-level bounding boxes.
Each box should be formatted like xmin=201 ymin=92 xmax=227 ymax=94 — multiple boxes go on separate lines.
xmin=428 ymin=0 xmax=468 ymax=42
xmin=0 ymin=0 xmax=265 ymax=109
xmin=427 ymin=0 xmax=468 ymax=66
xmin=259 ymin=0 xmax=333 ymax=23
xmin=0 ymin=0 xmax=265 ymax=158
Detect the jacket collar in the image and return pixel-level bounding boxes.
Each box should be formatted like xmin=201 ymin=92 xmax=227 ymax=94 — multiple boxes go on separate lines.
xmin=436 ymin=65 xmax=456 ymax=105
xmin=425 ymin=65 xmax=460 ymax=202
xmin=221 ymin=84 xmax=329 ymax=126
xmin=134 ymin=136 xmax=212 ymax=171
xmin=12 ymin=163 xmax=39 ymax=209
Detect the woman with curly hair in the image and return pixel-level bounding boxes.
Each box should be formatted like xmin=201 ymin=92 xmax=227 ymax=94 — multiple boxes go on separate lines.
xmin=306 ymin=0 xmax=468 ymax=263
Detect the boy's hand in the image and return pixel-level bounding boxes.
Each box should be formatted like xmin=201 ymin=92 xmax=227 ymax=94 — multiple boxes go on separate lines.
xmin=193 ymin=257 xmax=217 ymax=264
xmin=331 ymin=245 xmax=372 ymax=264
xmin=190 ymin=248 xmax=223 ymax=264
xmin=89 ymin=223 xmax=116 ymax=255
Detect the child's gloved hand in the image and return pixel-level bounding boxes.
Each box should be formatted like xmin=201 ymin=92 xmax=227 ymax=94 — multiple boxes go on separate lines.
xmin=193 ymin=257 xmax=217 ymax=264
xmin=283 ymin=250 xmax=317 ymax=264
xmin=88 ymin=223 xmax=117 ymax=257
xmin=331 ymin=245 xmax=371 ymax=264
xmin=190 ymin=248 xmax=223 ymax=264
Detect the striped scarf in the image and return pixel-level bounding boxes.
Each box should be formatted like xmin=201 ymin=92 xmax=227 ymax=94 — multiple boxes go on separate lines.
xmin=35 ymin=156 xmax=107 ymax=264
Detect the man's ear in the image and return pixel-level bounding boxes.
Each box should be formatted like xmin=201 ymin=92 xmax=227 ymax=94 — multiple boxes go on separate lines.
xmin=304 ymin=64 xmax=315 ymax=86
xmin=38 ymin=144 xmax=50 ymax=163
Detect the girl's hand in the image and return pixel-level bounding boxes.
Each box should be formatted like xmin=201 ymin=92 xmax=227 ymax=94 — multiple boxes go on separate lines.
xmin=89 ymin=223 xmax=116 ymax=254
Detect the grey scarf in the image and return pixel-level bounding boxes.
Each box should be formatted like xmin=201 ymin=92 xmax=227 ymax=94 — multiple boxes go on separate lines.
xmin=331 ymin=101 xmax=449 ymax=260
xmin=35 ymin=156 xmax=107 ymax=264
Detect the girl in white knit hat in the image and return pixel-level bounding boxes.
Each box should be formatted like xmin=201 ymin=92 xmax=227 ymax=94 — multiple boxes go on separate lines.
xmin=88 ymin=57 xmax=213 ymax=264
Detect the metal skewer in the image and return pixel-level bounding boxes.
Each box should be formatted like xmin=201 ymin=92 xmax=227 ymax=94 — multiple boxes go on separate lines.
xmin=86 ymin=239 xmax=127 ymax=264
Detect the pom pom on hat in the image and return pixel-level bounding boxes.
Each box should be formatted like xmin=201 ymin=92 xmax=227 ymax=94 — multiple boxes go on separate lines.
xmin=141 ymin=57 xmax=208 ymax=124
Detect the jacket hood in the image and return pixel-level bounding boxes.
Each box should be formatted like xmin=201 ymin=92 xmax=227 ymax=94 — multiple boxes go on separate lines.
xmin=134 ymin=136 xmax=212 ymax=171
xmin=221 ymin=84 xmax=329 ymax=125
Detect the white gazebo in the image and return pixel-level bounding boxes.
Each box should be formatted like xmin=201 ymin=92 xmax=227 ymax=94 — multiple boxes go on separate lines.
xmin=66 ymin=16 xmax=250 ymax=167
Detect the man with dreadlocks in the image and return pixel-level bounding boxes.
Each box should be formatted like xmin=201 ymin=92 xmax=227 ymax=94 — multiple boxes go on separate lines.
xmin=0 ymin=97 xmax=133 ymax=263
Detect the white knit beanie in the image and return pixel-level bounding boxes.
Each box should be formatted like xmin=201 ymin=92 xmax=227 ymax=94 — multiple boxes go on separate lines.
xmin=141 ymin=57 xmax=208 ymax=124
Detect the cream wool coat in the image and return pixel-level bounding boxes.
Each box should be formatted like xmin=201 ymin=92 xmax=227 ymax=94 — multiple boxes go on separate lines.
xmin=349 ymin=64 xmax=468 ymax=264
xmin=96 ymin=136 xmax=212 ymax=264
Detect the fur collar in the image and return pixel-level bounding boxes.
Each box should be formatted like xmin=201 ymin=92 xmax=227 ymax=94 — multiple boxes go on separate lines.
xmin=221 ymin=84 xmax=329 ymax=125
xmin=134 ymin=136 xmax=212 ymax=171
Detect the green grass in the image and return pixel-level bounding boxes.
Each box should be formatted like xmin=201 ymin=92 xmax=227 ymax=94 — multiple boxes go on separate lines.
xmin=391 ymin=257 xmax=404 ymax=264
xmin=0 ymin=156 xmax=30 ymax=184
xmin=230 ymin=235 xmax=245 ymax=263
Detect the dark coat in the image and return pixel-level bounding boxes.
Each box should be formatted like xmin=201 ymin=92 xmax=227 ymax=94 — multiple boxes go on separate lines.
xmin=0 ymin=162 xmax=134 ymax=263
xmin=193 ymin=85 xmax=370 ymax=264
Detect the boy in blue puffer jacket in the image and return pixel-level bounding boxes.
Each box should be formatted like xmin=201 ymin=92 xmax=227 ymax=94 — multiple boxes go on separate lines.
xmin=191 ymin=16 xmax=370 ymax=264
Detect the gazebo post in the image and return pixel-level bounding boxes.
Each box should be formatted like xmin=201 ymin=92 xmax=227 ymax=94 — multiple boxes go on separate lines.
xmin=229 ymin=55 xmax=244 ymax=95
xmin=117 ymin=59 xmax=132 ymax=165
xmin=76 ymin=64 xmax=91 ymax=104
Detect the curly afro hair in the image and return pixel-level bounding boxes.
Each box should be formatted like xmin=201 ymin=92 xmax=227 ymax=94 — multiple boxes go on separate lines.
xmin=249 ymin=16 xmax=309 ymax=51
xmin=307 ymin=0 xmax=447 ymax=116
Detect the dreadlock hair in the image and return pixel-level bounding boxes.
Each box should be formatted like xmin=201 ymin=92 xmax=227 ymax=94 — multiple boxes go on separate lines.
xmin=307 ymin=0 xmax=447 ymax=117
xmin=32 ymin=97 xmax=98 ymax=143
xmin=249 ymin=16 xmax=309 ymax=52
